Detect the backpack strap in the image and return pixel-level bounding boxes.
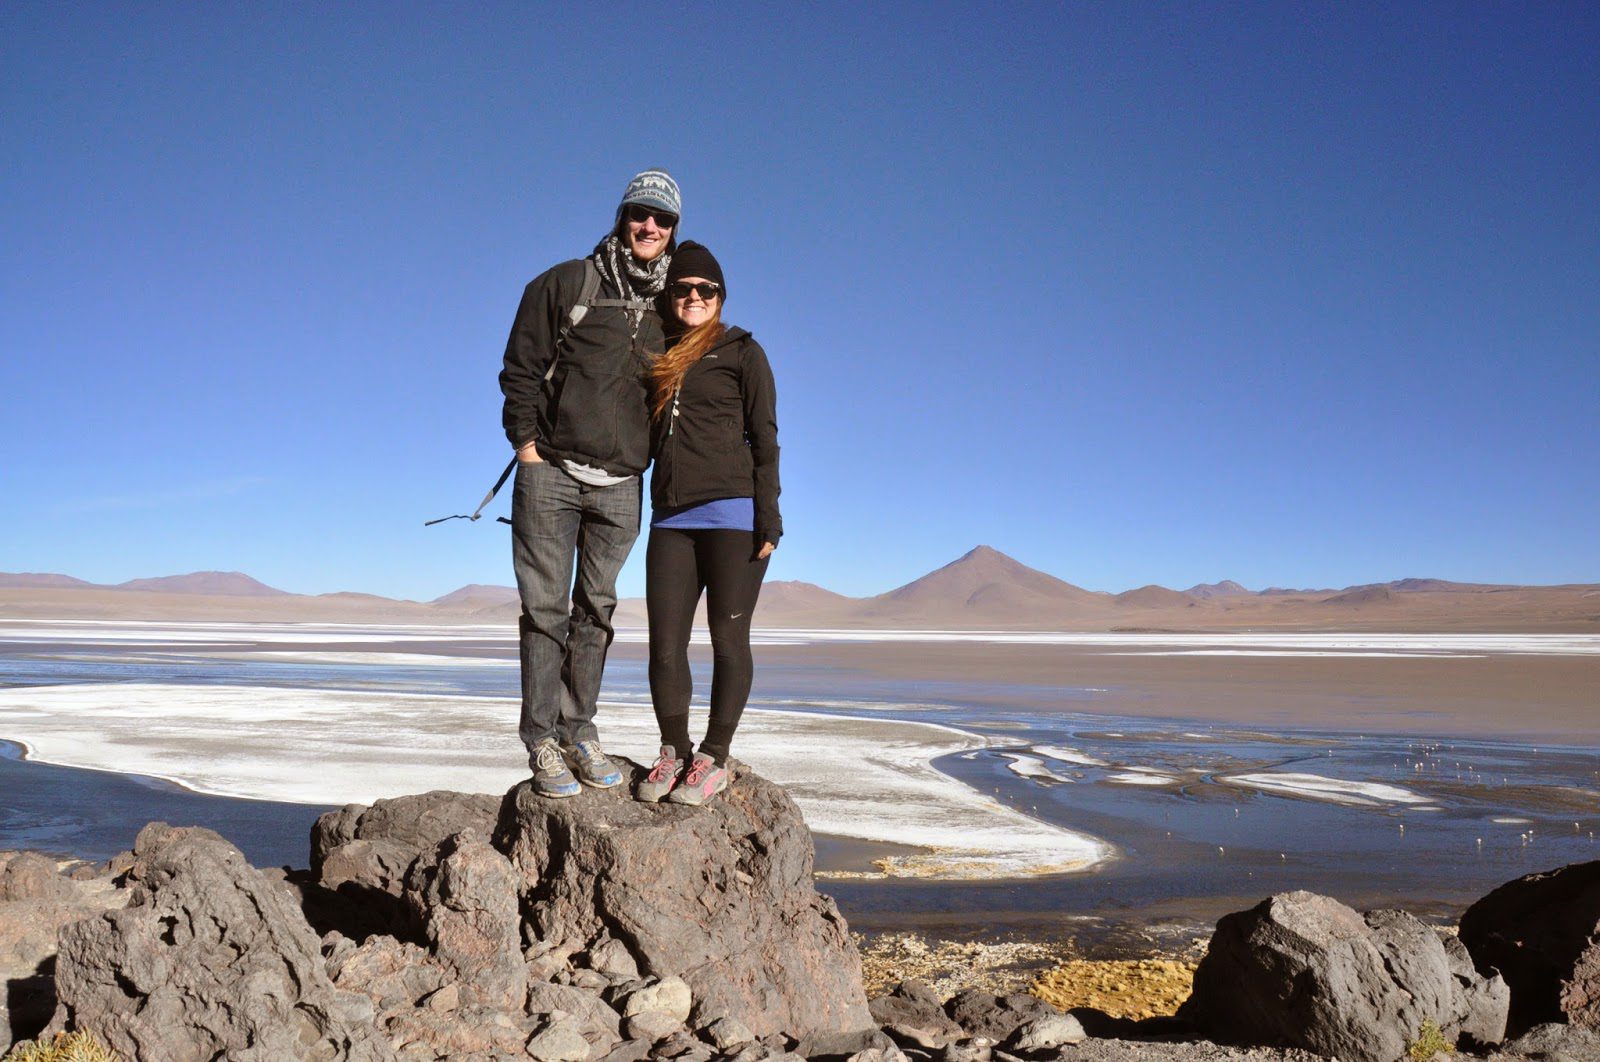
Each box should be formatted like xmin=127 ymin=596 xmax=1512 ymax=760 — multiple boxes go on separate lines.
xmin=428 ymin=261 xmax=606 ymax=528
xmin=545 ymin=258 xmax=604 ymax=382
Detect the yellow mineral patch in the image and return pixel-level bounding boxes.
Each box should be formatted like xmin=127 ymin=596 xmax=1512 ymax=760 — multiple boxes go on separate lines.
xmin=1028 ymin=958 xmax=1197 ymax=1020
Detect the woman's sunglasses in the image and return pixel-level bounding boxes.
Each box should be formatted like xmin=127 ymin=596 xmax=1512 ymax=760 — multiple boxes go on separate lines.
xmin=624 ymin=204 xmax=678 ymax=228
xmin=669 ymin=281 xmax=723 ymax=300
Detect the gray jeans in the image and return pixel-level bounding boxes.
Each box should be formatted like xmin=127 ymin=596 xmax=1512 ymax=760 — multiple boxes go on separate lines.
xmin=511 ymin=459 xmax=640 ymax=764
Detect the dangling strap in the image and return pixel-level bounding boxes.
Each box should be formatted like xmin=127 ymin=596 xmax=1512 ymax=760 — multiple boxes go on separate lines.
xmin=424 ymin=457 xmax=518 ymax=526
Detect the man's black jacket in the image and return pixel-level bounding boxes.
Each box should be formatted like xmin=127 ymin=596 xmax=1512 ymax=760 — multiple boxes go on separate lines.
xmin=499 ymin=259 xmax=664 ymax=477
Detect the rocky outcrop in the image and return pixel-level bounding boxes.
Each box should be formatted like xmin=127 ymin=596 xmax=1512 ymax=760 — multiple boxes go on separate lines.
xmin=0 ymin=851 xmax=126 ymax=1050
xmin=1459 ymin=859 xmax=1600 ymax=1034
xmin=1179 ymin=890 xmax=1508 ymax=1062
xmin=46 ymin=823 xmax=384 ymax=1060
xmin=495 ymin=762 xmax=873 ymax=1039
xmin=32 ymin=780 xmax=1593 ymax=1061
xmin=8 ymin=765 xmax=879 ymax=1058
xmin=400 ymin=829 xmax=526 ymax=1011
xmin=313 ymin=791 xmax=502 ymax=887
xmin=868 ymin=980 xmax=965 ymax=1048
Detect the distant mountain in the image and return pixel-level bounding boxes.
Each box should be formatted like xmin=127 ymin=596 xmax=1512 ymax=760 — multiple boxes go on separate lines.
xmin=114 ymin=572 xmax=287 ymax=596
xmin=1386 ymin=578 xmax=1496 ymax=593
xmin=859 ymin=545 xmax=1108 ymax=625
xmin=761 ymin=580 xmax=854 ymax=606
xmin=1186 ymin=580 xmax=1252 ymax=598
xmin=1323 ymin=586 xmax=1395 ymax=606
xmin=4 ymin=558 xmax=1597 ymax=631
xmin=0 ymin=572 xmax=96 ymax=589
xmin=432 ymin=584 xmax=520 ymax=609
xmin=1115 ymin=584 xmax=1193 ymax=609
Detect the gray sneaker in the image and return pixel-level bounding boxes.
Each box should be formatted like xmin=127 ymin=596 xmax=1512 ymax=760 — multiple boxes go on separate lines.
xmin=532 ymin=738 xmax=580 ymax=798
xmin=636 ymin=745 xmax=684 ymax=802
xmin=666 ymin=753 xmax=730 ymax=806
xmin=566 ymin=739 xmax=623 ymax=789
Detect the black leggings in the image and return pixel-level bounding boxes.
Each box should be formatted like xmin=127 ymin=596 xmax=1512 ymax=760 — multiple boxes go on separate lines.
xmin=646 ymin=527 xmax=770 ymax=765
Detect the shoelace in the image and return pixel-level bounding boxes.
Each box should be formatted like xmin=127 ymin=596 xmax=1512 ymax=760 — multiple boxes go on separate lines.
xmin=684 ymin=758 xmax=712 ymax=785
xmin=535 ymin=745 xmax=565 ymax=772
xmin=576 ymin=741 xmax=607 ymax=765
xmin=648 ymin=755 xmax=678 ymax=782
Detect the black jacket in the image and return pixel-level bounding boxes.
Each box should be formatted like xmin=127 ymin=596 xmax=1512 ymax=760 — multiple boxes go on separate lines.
xmin=649 ymin=326 xmax=782 ymax=544
xmin=499 ymin=259 xmax=665 ymax=476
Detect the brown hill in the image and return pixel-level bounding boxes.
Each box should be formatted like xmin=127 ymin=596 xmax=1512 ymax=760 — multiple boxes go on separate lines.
xmin=0 ymin=572 xmax=95 ymax=589
xmin=432 ymin=584 xmax=520 ymax=609
xmin=4 ymin=557 xmax=1598 ymax=632
xmin=856 ymin=545 xmax=1110 ymax=626
xmin=115 ymin=571 xmax=287 ymax=596
xmin=1115 ymin=584 xmax=1194 ymax=609
xmin=1186 ymin=580 xmax=1252 ymax=598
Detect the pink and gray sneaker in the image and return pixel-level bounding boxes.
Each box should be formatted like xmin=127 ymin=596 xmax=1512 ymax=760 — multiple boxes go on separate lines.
xmin=636 ymin=745 xmax=684 ymax=803
xmin=666 ymin=753 xmax=729 ymax=806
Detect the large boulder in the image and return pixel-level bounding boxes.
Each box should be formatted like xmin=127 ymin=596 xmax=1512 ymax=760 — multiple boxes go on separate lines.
xmin=46 ymin=823 xmax=384 ymax=1061
xmin=0 ymin=854 xmax=128 ymax=1051
xmin=313 ymin=791 xmax=503 ymax=896
xmin=495 ymin=761 xmax=873 ymax=1039
xmin=1459 ymin=860 xmax=1600 ymax=1034
xmin=0 ymin=853 xmax=81 ymax=903
xmin=1180 ymin=890 xmax=1509 ymax=1062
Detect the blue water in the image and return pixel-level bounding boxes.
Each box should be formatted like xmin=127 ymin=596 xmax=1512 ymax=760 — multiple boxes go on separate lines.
xmin=3 ymin=628 xmax=1597 ymax=939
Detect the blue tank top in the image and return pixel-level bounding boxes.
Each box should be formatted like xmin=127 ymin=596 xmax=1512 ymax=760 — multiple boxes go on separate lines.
xmin=651 ymin=497 xmax=755 ymax=531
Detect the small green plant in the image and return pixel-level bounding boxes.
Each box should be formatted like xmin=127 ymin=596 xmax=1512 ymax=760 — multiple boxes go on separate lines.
xmin=1407 ymin=1018 xmax=1456 ymax=1061
xmin=2 ymin=1031 xmax=119 ymax=1062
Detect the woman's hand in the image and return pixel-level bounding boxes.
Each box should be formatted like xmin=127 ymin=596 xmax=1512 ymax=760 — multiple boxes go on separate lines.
xmin=757 ymin=541 xmax=776 ymax=560
xmin=516 ymin=441 xmax=544 ymax=464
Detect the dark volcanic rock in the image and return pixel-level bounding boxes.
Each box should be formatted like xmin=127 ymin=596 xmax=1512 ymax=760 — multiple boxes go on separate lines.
xmin=1460 ymin=859 xmax=1600 ymax=1033
xmin=313 ymin=791 xmax=502 ymax=895
xmin=495 ymin=761 xmax=872 ymax=1039
xmin=943 ymin=988 xmax=1061 ymax=1043
xmin=47 ymin=823 xmax=382 ymax=1060
xmin=1488 ymin=1021 xmax=1600 ymax=1060
xmin=1 ymin=856 xmax=127 ymax=1051
xmin=0 ymin=853 xmax=80 ymax=903
xmin=401 ymin=829 xmax=525 ymax=1011
xmin=870 ymin=980 xmax=964 ymax=1048
xmin=1180 ymin=890 xmax=1508 ymax=1062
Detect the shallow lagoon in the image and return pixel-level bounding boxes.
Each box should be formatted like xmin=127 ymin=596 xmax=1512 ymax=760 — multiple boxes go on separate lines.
xmin=2 ymin=620 xmax=1596 ymax=937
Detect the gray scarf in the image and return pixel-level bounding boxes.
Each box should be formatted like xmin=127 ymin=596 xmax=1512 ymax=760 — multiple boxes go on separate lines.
xmin=592 ymin=234 xmax=671 ymax=332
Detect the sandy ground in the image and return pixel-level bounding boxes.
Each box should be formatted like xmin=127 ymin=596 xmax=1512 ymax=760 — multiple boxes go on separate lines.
xmin=683 ymin=639 xmax=1600 ymax=744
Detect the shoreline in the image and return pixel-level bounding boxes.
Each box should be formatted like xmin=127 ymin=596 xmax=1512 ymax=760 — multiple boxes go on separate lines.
xmin=0 ymin=736 xmax=1009 ymax=882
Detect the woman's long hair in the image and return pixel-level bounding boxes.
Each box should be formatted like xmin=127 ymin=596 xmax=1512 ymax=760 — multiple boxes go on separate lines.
xmin=651 ymin=310 xmax=725 ymax=419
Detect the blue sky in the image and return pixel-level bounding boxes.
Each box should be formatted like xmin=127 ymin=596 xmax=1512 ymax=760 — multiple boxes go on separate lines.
xmin=3 ymin=3 xmax=1597 ymax=600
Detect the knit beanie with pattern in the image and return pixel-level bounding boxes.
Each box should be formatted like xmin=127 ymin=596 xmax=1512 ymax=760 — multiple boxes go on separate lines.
xmin=618 ymin=169 xmax=682 ymax=220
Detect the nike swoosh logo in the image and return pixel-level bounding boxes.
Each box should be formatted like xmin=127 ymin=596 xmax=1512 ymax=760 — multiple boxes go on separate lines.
xmin=729 ymin=613 xmax=743 ymax=619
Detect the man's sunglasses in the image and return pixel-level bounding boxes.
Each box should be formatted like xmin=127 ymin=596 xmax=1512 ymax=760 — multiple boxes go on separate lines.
xmin=669 ymin=281 xmax=722 ymax=300
xmin=624 ymin=204 xmax=678 ymax=228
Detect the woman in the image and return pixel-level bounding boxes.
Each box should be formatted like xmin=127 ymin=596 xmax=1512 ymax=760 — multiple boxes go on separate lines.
xmin=637 ymin=242 xmax=781 ymax=805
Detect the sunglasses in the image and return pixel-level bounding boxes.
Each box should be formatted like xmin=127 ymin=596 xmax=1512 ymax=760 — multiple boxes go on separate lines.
xmin=669 ymin=281 xmax=722 ymax=300
xmin=624 ymin=204 xmax=678 ymax=228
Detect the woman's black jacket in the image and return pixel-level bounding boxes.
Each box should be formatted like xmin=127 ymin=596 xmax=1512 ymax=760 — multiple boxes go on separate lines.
xmin=649 ymin=326 xmax=782 ymax=545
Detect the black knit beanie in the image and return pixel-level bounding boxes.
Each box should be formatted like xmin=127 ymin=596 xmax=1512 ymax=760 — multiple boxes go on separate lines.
xmin=666 ymin=241 xmax=726 ymax=297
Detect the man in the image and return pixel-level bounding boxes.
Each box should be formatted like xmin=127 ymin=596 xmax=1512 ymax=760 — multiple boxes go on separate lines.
xmin=499 ymin=169 xmax=681 ymax=797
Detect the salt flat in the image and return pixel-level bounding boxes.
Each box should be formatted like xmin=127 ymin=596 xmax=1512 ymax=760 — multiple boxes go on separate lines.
xmin=8 ymin=619 xmax=1600 ymax=656
xmin=0 ymin=682 xmax=1110 ymax=880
